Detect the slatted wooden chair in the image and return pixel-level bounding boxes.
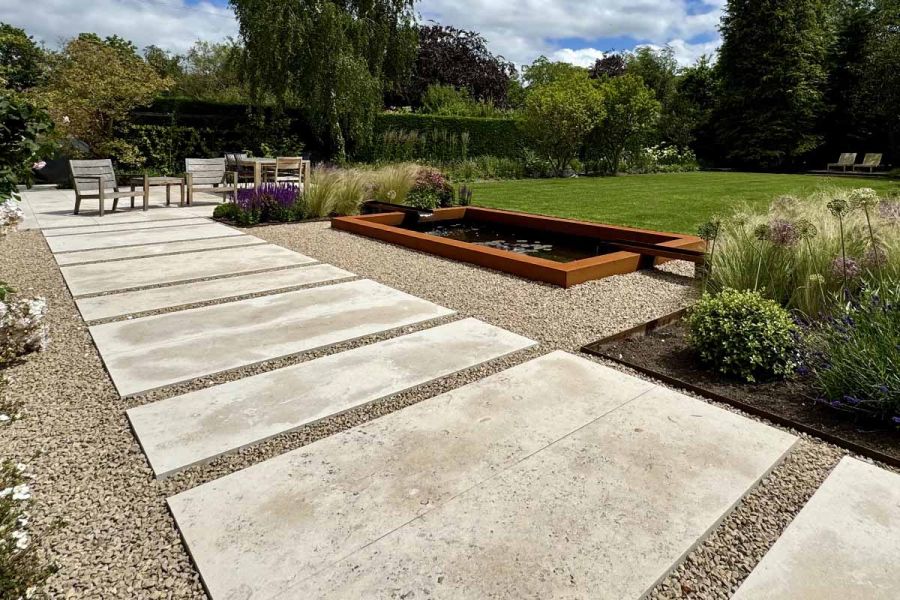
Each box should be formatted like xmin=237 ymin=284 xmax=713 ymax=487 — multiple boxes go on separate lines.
xmin=224 ymin=152 xmax=254 ymax=186
xmin=827 ymin=153 xmax=857 ymax=172
xmin=185 ymin=158 xmax=238 ymax=205
xmin=270 ymin=157 xmax=303 ymax=184
xmin=853 ymin=153 xmax=883 ymax=173
xmin=69 ymin=159 xmax=148 ymax=216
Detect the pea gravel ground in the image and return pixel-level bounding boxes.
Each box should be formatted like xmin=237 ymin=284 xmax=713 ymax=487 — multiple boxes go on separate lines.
xmin=0 ymin=221 xmax=885 ymax=599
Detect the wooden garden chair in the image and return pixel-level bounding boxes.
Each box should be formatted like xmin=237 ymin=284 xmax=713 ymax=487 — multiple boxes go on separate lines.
xmin=827 ymin=153 xmax=857 ymax=172
xmin=69 ymin=159 xmax=148 ymax=216
xmin=270 ymin=157 xmax=303 ymax=185
xmin=184 ymin=158 xmax=238 ymax=205
xmin=225 ymin=152 xmax=254 ymax=186
xmin=853 ymin=153 xmax=883 ymax=173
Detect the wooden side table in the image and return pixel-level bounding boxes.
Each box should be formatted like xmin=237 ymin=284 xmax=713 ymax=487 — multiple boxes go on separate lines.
xmin=129 ymin=176 xmax=186 ymax=207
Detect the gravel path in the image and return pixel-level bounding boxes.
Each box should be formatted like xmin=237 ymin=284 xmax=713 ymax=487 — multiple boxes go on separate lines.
xmin=0 ymin=221 xmax=887 ymax=599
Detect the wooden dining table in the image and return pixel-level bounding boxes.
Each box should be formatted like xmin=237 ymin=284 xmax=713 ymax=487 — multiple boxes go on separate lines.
xmin=237 ymin=157 xmax=311 ymax=188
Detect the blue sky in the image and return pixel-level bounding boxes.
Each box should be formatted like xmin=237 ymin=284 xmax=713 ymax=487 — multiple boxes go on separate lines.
xmin=2 ymin=0 xmax=724 ymax=67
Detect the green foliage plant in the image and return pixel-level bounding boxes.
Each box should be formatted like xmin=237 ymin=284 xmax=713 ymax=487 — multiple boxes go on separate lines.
xmin=0 ymin=94 xmax=53 ymax=200
xmin=687 ymin=288 xmax=799 ymax=383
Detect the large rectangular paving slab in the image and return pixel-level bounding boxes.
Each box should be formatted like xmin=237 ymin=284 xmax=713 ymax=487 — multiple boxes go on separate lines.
xmin=43 ymin=217 xmax=213 ymax=236
xmin=55 ymin=235 xmax=264 ymax=266
xmin=47 ymin=222 xmax=244 ymax=253
xmin=61 ymin=244 xmax=315 ymax=296
xmin=76 ymin=263 xmax=354 ymax=321
xmin=129 ymin=318 xmax=536 ymax=478
xmin=168 ymin=352 xmax=796 ymax=600
xmin=733 ymin=457 xmax=900 ymax=600
xmin=91 ymin=279 xmax=454 ymax=396
xmin=168 ymin=352 xmax=658 ymax=599
xmin=297 ymin=384 xmax=797 ymax=599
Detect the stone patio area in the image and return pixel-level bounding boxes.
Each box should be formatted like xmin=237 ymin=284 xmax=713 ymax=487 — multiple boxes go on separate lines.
xmin=11 ymin=186 xmax=900 ymax=599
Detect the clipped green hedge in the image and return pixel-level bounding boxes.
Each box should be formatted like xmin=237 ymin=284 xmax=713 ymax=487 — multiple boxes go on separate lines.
xmin=374 ymin=113 xmax=523 ymax=158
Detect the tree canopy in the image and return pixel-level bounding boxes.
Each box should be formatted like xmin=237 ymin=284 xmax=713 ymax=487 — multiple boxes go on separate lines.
xmin=0 ymin=23 xmax=46 ymax=92
xmin=714 ymin=0 xmax=832 ymax=168
xmin=403 ymin=24 xmax=517 ymax=108
xmin=231 ymin=0 xmax=417 ymax=161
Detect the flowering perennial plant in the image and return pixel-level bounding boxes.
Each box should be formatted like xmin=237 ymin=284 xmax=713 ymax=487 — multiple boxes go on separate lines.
xmin=0 ymin=296 xmax=48 ymax=366
xmin=1 ymin=200 xmax=24 ymax=235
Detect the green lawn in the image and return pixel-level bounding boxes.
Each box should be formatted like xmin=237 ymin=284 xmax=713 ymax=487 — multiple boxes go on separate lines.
xmin=469 ymin=172 xmax=897 ymax=234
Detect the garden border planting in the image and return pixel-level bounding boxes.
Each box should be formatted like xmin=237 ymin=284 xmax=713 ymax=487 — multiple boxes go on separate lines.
xmin=332 ymin=206 xmax=704 ymax=287
xmin=581 ymin=315 xmax=900 ymax=469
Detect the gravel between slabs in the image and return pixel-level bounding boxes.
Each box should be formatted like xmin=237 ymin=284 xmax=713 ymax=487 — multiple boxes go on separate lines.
xmin=0 ymin=221 xmax=886 ymax=600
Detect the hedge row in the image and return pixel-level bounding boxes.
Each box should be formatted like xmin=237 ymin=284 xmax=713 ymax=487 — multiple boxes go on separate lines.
xmin=124 ymin=98 xmax=524 ymax=172
xmin=373 ymin=113 xmax=523 ymax=159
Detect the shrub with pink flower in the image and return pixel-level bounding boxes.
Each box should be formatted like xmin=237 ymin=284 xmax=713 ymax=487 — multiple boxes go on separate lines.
xmin=409 ymin=167 xmax=454 ymax=208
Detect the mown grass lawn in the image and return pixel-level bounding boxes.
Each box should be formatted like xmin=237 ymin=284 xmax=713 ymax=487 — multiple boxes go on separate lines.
xmin=469 ymin=171 xmax=897 ymax=234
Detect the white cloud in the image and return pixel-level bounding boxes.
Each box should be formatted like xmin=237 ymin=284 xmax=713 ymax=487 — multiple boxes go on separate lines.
xmin=0 ymin=0 xmax=237 ymax=54
xmin=549 ymin=48 xmax=606 ymax=68
xmin=0 ymin=0 xmax=723 ymax=68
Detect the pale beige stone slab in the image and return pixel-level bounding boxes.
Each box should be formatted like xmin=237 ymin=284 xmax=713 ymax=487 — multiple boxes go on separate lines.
xmin=47 ymin=222 xmax=244 ymax=253
xmin=167 ymin=352 xmax=660 ymax=600
xmin=56 ymin=235 xmax=264 ymax=266
xmin=296 ymin=384 xmax=797 ymax=600
xmin=76 ymin=263 xmax=353 ymax=321
xmin=61 ymin=244 xmax=315 ymax=296
xmin=44 ymin=217 xmax=213 ymax=236
xmin=733 ymin=457 xmax=900 ymax=600
xmin=129 ymin=318 xmax=536 ymax=478
xmin=91 ymin=279 xmax=454 ymax=396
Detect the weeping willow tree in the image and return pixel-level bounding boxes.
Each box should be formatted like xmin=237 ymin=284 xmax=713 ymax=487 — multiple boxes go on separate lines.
xmin=231 ymin=0 xmax=417 ymax=161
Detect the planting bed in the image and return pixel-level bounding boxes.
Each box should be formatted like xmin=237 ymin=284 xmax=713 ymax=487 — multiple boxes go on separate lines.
xmin=332 ymin=207 xmax=703 ymax=287
xmin=586 ymin=321 xmax=900 ymax=466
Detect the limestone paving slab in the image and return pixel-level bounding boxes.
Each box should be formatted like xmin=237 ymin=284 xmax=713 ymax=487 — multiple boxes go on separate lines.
xmin=129 ymin=318 xmax=536 ymax=478
xmin=61 ymin=244 xmax=315 ymax=296
xmin=47 ymin=221 xmax=244 ymax=253
xmin=76 ymin=263 xmax=354 ymax=321
xmin=168 ymin=352 xmax=796 ymax=600
xmin=733 ymin=457 xmax=900 ymax=600
xmin=55 ymin=235 xmax=264 ymax=266
xmin=43 ymin=217 xmax=213 ymax=236
xmin=91 ymin=279 xmax=454 ymax=396
xmin=167 ymin=352 xmax=661 ymax=600
xmin=296 ymin=383 xmax=797 ymax=600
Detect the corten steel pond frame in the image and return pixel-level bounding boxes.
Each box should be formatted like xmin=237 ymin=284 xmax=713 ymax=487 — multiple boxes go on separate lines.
xmin=331 ymin=207 xmax=705 ymax=288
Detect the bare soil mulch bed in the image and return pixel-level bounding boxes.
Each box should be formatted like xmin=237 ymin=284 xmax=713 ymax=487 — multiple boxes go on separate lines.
xmin=597 ymin=321 xmax=900 ymax=464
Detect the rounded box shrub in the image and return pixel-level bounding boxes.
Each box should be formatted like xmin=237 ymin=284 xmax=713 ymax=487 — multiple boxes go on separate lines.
xmin=686 ymin=288 xmax=798 ymax=383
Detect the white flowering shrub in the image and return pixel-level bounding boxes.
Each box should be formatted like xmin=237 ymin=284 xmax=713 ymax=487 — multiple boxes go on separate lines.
xmin=0 ymin=199 xmax=25 ymax=236
xmin=1 ymin=461 xmax=54 ymax=598
xmin=0 ymin=296 xmax=49 ymax=365
xmin=622 ymin=145 xmax=700 ymax=174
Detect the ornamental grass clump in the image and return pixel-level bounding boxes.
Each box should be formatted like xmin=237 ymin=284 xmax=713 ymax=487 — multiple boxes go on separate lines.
xmin=370 ymin=163 xmax=418 ymax=204
xmin=709 ymin=187 xmax=900 ymax=317
xmin=806 ymin=284 xmax=900 ymax=422
xmin=687 ymin=289 xmax=799 ymax=383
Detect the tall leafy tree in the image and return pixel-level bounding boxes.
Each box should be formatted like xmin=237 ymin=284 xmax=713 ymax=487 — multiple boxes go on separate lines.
xmin=522 ymin=56 xmax=588 ymax=87
xmin=0 ymin=23 xmax=47 ymax=92
xmin=714 ymin=0 xmax=834 ymax=168
xmin=403 ymin=24 xmax=517 ymax=107
xmin=589 ymin=53 xmax=626 ymax=80
xmin=38 ymin=35 xmax=171 ymax=165
xmin=585 ymin=74 xmax=660 ymax=174
xmin=522 ymin=72 xmax=605 ymax=176
xmin=231 ymin=0 xmax=417 ymax=161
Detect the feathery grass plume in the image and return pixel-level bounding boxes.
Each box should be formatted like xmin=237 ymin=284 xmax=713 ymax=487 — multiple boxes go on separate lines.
xmin=370 ymin=163 xmax=419 ymax=204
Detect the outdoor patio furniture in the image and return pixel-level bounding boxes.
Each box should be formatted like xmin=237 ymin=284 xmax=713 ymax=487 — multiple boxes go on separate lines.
xmin=238 ymin=157 xmax=311 ymax=188
xmin=184 ymin=158 xmax=238 ymax=205
xmin=853 ymin=153 xmax=883 ymax=173
xmin=225 ymin=152 xmax=254 ymax=186
xmin=129 ymin=176 xmax=186 ymax=207
xmin=270 ymin=157 xmax=303 ymax=185
xmin=827 ymin=153 xmax=857 ymax=172
xmin=69 ymin=159 xmax=148 ymax=216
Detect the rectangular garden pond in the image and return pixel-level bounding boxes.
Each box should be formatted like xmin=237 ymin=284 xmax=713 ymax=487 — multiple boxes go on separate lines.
xmin=332 ymin=207 xmax=704 ymax=287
